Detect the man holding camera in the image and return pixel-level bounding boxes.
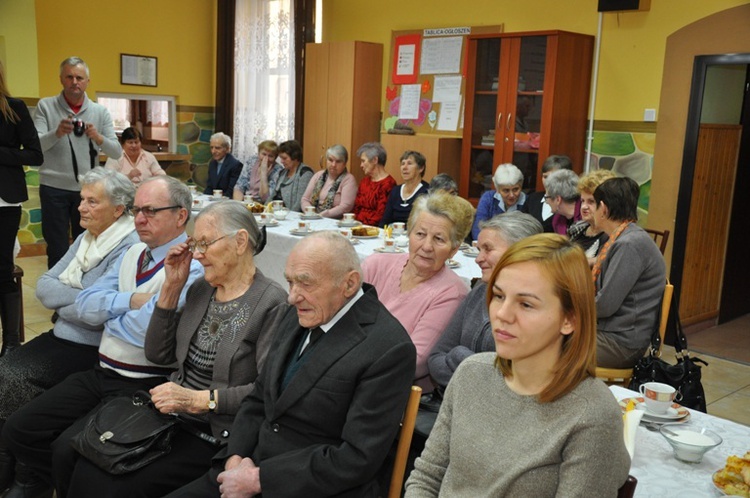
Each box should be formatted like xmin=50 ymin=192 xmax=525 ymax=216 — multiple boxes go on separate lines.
xmin=34 ymin=56 xmax=121 ymax=268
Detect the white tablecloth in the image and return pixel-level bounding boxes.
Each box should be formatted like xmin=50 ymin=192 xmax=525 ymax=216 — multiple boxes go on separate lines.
xmin=190 ymin=201 xmax=481 ymax=289
xmin=609 ymin=385 xmax=750 ymax=497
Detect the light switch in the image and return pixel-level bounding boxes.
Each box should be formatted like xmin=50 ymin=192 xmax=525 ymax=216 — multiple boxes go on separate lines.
xmin=644 ymin=109 xmax=656 ymax=122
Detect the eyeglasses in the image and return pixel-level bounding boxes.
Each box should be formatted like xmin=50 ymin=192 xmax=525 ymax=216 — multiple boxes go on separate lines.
xmin=544 ymin=195 xmax=553 ymax=200
xmin=188 ymin=232 xmax=236 ymax=254
xmin=131 ymin=205 xmax=181 ymax=217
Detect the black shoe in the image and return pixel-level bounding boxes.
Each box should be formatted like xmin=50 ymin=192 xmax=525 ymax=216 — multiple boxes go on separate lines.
xmin=1 ymin=463 xmax=52 ymax=498
xmin=1 ymin=480 xmax=53 ymax=498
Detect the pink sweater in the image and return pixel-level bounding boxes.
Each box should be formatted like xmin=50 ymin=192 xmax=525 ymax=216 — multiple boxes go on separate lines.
xmin=362 ymin=253 xmax=468 ymax=391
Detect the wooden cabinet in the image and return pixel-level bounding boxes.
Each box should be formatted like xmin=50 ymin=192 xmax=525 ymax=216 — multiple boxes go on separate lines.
xmin=379 ymin=134 xmax=462 ymax=183
xmin=460 ymin=31 xmax=594 ymax=202
xmin=303 ymin=41 xmax=383 ymax=183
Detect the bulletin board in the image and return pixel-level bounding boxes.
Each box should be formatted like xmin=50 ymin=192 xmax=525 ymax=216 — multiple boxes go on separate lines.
xmin=382 ymin=24 xmax=503 ymax=137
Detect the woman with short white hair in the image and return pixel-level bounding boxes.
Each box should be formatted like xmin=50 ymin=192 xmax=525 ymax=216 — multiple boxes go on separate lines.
xmin=470 ymin=163 xmax=527 ymax=239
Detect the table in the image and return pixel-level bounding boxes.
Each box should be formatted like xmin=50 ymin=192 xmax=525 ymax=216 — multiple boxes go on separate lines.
xmin=190 ymin=200 xmax=481 ymax=289
xmin=609 ymin=385 xmax=750 ymax=497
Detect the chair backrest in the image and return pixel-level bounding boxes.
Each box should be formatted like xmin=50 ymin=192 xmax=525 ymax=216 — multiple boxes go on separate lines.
xmin=644 ymin=228 xmax=670 ymax=255
xmin=388 ymin=385 xmax=422 ymax=498
xmin=617 ymin=475 xmax=638 ymax=498
xmin=657 ymin=282 xmax=674 ymax=353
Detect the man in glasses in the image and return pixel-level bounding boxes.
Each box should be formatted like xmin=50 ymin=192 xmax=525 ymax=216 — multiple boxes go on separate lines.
xmin=2 ymin=176 xmax=204 ymax=497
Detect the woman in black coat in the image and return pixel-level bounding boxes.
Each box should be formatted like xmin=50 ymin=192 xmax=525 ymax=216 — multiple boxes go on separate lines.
xmin=0 ymin=61 xmax=43 ymax=357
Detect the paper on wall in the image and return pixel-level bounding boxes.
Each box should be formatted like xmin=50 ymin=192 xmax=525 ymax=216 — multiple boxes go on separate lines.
xmin=398 ymin=84 xmax=421 ymax=120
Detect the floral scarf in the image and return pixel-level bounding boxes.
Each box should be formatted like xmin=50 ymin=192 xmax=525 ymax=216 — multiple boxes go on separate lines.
xmin=310 ymin=170 xmax=346 ymax=212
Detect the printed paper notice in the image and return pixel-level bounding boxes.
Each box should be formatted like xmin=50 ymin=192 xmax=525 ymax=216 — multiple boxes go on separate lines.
xmin=398 ymin=85 xmax=421 ymax=120
xmin=432 ymin=75 xmax=462 ymax=102
xmin=420 ymin=37 xmax=463 ymax=75
xmin=396 ymin=44 xmax=416 ymax=76
xmin=437 ymin=99 xmax=462 ymax=131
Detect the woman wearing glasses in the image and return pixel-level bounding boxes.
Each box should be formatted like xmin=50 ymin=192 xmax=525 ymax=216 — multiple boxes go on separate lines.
xmin=63 ymin=200 xmax=288 ymax=497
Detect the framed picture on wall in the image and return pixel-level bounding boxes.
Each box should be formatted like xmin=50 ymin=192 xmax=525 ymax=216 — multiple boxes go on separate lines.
xmin=120 ymin=54 xmax=158 ymax=87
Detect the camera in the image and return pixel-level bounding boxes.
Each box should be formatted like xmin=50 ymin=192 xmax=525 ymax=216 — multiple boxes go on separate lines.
xmin=72 ymin=118 xmax=86 ymax=137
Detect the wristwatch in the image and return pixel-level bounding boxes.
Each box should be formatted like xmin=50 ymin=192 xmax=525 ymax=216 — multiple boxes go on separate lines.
xmin=208 ymin=390 xmax=217 ymax=412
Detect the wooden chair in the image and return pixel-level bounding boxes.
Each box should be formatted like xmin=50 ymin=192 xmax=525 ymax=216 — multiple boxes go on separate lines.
xmin=388 ymin=385 xmax=422 ymax=498
xmin=644 ymin=228 xmax=670 ymax=255
xmin=12 ymin=264 xmax=25 ymax=343
xmin=618 ymin=475 xmax=638 ymax=498
xmin=596 ymin=282 xmax=674 ymax=386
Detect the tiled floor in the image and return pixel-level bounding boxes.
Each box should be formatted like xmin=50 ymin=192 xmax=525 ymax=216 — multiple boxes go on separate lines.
xmin=10 ymin=255 xmax=750 ymax=427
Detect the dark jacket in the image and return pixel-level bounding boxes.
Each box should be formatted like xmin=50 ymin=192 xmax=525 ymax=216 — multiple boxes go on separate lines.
xmin=0 ymin=97 xmax=43 ymax=203
xmin=204 ymin=153 xmax=242 ymax=198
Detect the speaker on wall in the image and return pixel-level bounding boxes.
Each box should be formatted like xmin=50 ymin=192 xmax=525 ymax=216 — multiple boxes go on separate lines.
xmin=598 ymin=0 xmax=650 ymax=12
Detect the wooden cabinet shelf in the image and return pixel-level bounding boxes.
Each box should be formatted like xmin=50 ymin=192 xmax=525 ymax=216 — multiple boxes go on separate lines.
xmin=459 ymin=30 xmax=594 ymax=202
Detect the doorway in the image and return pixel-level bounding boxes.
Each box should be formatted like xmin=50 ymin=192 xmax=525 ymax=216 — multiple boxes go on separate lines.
xmin=671 ymin=54 xmax=750 ymax=328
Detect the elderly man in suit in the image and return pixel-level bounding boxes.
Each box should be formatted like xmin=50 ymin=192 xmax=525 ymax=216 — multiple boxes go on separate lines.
xmin=168 ymin=231 xmax=417 ymax=498
xmin=204 ymin=132 xmax=242 ymax=198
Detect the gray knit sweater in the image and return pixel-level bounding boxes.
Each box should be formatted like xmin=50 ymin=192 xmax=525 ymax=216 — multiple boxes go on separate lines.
xmin=34 ymin=92 xmax=121 ymax=191
xmin=595 ymin=223 xmax=666 ymax=350
xmin=406 ymin=353 xmax=630 ymax=497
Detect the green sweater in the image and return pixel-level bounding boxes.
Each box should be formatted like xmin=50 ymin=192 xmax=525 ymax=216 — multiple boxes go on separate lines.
xmin=406 ymin=353 xmax=631 ymax=497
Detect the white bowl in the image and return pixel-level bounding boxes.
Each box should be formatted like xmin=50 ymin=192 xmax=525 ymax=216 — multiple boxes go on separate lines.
xmin=274 ymin=210 xmax=289 ymax=220
xmin=659 ymin=424 xmax=722 ymax=463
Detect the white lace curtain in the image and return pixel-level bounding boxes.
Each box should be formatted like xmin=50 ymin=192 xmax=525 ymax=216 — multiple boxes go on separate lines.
xmin=233 ymin=0 xmax=295 ymax=162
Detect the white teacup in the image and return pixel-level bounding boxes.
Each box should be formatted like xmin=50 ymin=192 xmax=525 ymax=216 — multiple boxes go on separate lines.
xmin=304 ymin=206 xmax=316 ymax=216
xmin=243 ymin=194 xmax=254 ymax=204
xmin=188 ymin=185 xmax=197 ymax=195
xmin=259 ymin=212 xmax=271 ymax=223
xmin=192 ymin=198 xmax=204 ymax=210
xmin=339 ymin=228 xmax=352 ymax=240
xmin=273 ymin=208 xmax=289 ymax=221
xmin=212 ymin=189 xmax=223 ymax=200
xmin=272 ymin=200 xmax=284 ymax=211
xmin=392 ymin=222 xmax=405 ymax=234
xmin=298 ymin=220 xmax=311 ymax=232
xmin=343 ymin=213 xmax=356 ymax=222
xmin=639 ymin=382 xmax=676 ymax=414
xmin=395 ymin=234 xmax=409 ymax=247
xmin=383 ymin=238 xmax=396 ymax=252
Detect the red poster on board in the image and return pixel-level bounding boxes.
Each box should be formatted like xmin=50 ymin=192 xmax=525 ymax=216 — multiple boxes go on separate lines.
xmin=392 ymin=34 xmax=421 ymax=85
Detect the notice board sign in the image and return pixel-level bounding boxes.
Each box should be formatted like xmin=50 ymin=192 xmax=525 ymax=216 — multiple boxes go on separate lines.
xmin=383 ymin=25 xmax=503 ymax=137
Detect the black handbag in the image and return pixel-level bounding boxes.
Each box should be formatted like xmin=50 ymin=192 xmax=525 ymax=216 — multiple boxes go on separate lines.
xmin=71 ymin=391 xmax=179 ymax=475
xmin=628 ymin=292 xmax=708 ymax=412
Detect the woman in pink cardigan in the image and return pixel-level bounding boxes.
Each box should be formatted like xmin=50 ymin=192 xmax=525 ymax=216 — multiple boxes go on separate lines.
xmin=362 ymin=192 xmax=474 ymax=391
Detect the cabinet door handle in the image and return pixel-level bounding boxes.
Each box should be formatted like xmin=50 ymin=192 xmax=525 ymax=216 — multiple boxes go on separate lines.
xmin=496 ymin=112 xmax=502 ymax=130
xmin=506 ymin=113 xmax=513 ymax=132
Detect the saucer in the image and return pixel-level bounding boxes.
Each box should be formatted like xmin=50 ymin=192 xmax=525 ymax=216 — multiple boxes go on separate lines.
xmin=459 ymin=242 xmax=471 ymax=251
xmin=337 ymin=220 xmax=360 ymax=227
xmin=462 ymin=249 xmax=479 ymax=258
xmin=300 ymin=213 xmax=322 ymax=220
xmin=374 ymin=247 xmax=404 ymax=253
xmin=446 ymin=259 xmax=460 ymax=269
xmin=347 ymin=238 xmax=360 ymax=245
xmin=258 ymin=219 xmax=279 ymax=227
xmin=619 ymin=397 xmax=689 ymax=422
xmin=289 ymin=228 xmax=314 ymax=236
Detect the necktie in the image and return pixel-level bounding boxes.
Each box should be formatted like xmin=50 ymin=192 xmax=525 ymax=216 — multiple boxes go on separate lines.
xmin=140 ymin=249 xmax=153 ymax=274
xmin=301 ymin=327 xmax=323 ymax=355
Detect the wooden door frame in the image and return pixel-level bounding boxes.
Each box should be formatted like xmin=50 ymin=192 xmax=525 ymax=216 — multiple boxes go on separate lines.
xmin=670 ymin=53 xmax=750 ymax=326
